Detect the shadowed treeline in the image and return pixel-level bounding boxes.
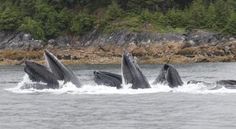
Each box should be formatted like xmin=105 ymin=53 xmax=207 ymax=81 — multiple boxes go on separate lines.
xmin=0 ymin=0 xmax=235 ymax=41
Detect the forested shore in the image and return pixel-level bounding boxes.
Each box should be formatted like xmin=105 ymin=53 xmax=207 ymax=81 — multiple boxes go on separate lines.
xmin=1 ymin=0 xmax=236 ymax=39
xmin=0 ymin=0 xmax=236 ymax=65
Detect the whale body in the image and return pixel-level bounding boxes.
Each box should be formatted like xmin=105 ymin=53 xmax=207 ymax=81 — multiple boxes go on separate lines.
xmin=121 ymin=51 xmax=150 ymax=89
xmin=153 ymin=64 xmax=183 ymax=88
xmin=22 ymin=50 xmax=81 ymax=89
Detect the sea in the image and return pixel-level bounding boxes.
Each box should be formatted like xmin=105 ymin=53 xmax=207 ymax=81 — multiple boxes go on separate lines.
xmin=1 ymin=63 xmax=236 ymax=129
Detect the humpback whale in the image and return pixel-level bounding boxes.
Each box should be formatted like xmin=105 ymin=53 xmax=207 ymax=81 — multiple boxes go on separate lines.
xmin=93 ymin=71 xmax=122 ymax=89
xmin=44 ymin=50 xmax=81 ymax=87
xmin=24 ymin=61 xmax=59 ymax=89
xmin=187 ymin=80 xmax=236 ymax=90
xmin=121 ymin=51 xmax=150 ymax=89
xmin=153 ymin=64 xmax=183 ymax=88
xmin=23 ymin=50 xmax=81 ymax=89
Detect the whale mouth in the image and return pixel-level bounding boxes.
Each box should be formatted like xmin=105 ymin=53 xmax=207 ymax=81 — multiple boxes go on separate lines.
xmin=24 ymin=60 xmax=59 ymax=89
xmin=121 ymin=51 xmax=150 ymax=89
xmin=93 ymin=71 xmax=102 ymax=80
xmin=22 ymin=50 xmax=82 ymax=90
xmin=153 ymin=64 xmax=183 ymax=88
xmin=44 ymin=50 xmax=81 ymax=87
xmin=44 ymin=50 xmax=65 ymax=80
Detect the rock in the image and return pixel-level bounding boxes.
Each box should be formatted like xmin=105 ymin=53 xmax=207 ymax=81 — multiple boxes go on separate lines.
xmin=22 ymin=33 xmax=32 ymax=41
xmin=54 ymin=36 xmax=71 ymax=47
xmin=0 ymin=31 xmax=44 ymax=50
xmin=48 ymin=39 xmax=56 ymax=45
xmin=132 ymin=47 xmax=147 ymax=56
xmin=184 ymin=30 xmax=220 ymax=46
xmin=78 ymin=30 xmax=185 ymax=46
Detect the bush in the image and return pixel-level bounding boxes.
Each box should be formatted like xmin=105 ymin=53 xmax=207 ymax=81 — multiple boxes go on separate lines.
xmin=188 ymin=0 xmax=206 ymax=28
xmin=57 ymin=9 xmax=73 ymax=33
xmin=70 ymin=13 xmax=95 ymax=35
xmin=34 ymin=1 xmax=60 ymax=38
xmin=0 ymin=7 xmax=22 ymax=31
xmin=223 ymin=12 xmax=236 ymax=35
xmin=105 ymin=1 xmax=123 ymax=21
xmin=163 ymin=9 xmax=187 ymax=28
xmin=18 ymin=17 xmax=45 ymax=39
xmin=139 ymin=9 xmax=153 ymax=23
xmin=205 ymin=3 xmax=217 ymax=29
xmin=214 ymin=0 xmax=231 ymax=30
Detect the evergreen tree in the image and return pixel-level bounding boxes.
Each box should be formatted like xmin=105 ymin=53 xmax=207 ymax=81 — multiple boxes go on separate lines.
xmin=70 ymin=12 xmax=95 ymax=35
xmin=34 ymin=1 xmax=60 ymax=38
xmin=189 ymin=0 xmax=206 ymax=28
xmin=18 ymin=17 xmax=45 ymax=39
xmin=224 ymin=11 xmax=236 ymax=35
xmin=0 ymin=7 xmax=22 ymax=30
xmin=205 ymin=3 xmax=217 ymax=29
xmin=214 ymin=0 xmax=231 ymax=30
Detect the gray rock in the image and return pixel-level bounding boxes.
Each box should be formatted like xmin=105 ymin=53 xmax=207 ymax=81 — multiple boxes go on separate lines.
xmin=0 ymin=30 xmax=234 ymax=49
xmin=54 ymin=36 xmax=71 ymax=47
xmin=0 ymin=31 xmax=43 ymax=50
xmin=184 ymin=30 xmax=221 ymax=46
xmin=22 ymin=33 xmax=32 ymax=41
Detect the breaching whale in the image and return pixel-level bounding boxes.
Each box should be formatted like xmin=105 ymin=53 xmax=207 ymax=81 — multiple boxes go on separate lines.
xmin=23 ymin=50 xmax=81 ymax=89
xmin=121 ymin=51 xmax=150 ymax=89
xmin=93 ymin=71 xmax=122 ymax=89
xmin=153 ymin=64 xmax=183 ymax=88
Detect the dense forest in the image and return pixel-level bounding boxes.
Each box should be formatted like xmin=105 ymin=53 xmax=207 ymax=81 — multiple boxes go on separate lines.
xmin=0 ymin=0 xmax=236 ymax=40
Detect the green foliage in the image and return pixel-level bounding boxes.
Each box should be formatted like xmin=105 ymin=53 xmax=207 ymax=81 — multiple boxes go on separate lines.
xmin=224 ymin=12 xmax=236 ymax=35
xmin=205 ymin=3 xmax=217 ymax=29
xmin=0 ymin=7 xmax=22 ymax=31
xmin=214 ymin=0 xmax=231 ymax=30
xmin=57 ymin=9 xmax=73 ymax=33
xmin=0 ymin=0 xmax=236 ymax=40
xmin=139 ymin=9 xmax=153 ymax=23
xmin=70 ymin=12 xmax=95 ymax=35
xmin=105 ymin=1 xmax=123 ymax=21
xmin=189 ymin=0 xmax=206 ymax=28
xmin=34 ymin=1 xmax=60 ymax=38
xmin=18 ymin=17 xmax=45 ymax=39
xmin=162 ymin=9 xmax=187 ymax=28
xmin=19 ymin=0 xmax=36 ymax=16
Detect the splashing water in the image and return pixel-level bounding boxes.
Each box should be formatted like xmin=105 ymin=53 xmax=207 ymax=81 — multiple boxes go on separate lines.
xmin=6 ymin=74 xmax=236 ymax=95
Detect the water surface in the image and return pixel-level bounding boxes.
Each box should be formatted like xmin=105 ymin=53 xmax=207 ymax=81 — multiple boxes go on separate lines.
xmin=1 ymin=63 xmax=236 ymax=129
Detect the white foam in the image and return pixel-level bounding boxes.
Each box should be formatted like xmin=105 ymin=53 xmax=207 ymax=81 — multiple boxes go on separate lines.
xmin=6 ymin=75 xmax=236 ymax=95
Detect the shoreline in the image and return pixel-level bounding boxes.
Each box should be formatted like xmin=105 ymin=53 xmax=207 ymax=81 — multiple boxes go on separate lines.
xmin=1 ymin=41 xmax=236 ymax=65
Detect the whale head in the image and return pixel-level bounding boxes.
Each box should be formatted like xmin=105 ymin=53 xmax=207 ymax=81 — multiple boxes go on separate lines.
xmin=153 ymin=64 xmax=183 ymax=88
xmin=24 ymin=60 xmax=59 ymax=89
xmin=94 ymin=71 xmax=122 ymax=89
xmin=44 ymin=50 xmax=81 ymax=87
xmin=121 ymin=51 xmax=150 ymax=89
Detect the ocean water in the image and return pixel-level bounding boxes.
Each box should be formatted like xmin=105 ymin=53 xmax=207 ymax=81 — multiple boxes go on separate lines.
xmin=1 ymin=63 xmax=236 ymax=129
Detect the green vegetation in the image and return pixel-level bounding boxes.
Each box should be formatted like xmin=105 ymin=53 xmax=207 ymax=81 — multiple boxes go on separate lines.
xmin=0 ymin=0 xmax=235 ymax=40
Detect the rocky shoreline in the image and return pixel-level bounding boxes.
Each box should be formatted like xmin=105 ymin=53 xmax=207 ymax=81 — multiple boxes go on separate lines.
xmin=0 ymin=30 xmax=235 ymax=65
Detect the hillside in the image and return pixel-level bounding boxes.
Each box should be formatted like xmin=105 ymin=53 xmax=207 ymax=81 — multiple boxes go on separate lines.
xmin=0 ymin=0 xmax=236 ymax=40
